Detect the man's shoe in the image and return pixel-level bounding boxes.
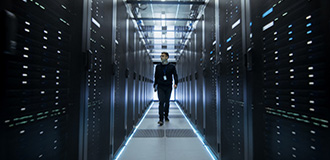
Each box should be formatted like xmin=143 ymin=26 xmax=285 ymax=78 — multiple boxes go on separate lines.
xmin=158 ymin=121 xmax=163 ymax=126
xmin=165 ymin=117 xmax=169 ymax=122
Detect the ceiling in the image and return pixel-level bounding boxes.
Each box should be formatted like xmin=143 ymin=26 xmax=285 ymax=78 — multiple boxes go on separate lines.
xmin=126 ymin=0 xmax=206 ymax=63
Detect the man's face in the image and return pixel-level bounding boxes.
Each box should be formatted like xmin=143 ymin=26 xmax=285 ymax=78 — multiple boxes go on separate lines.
xmin=160 ymin=53 xmax=168 ymax=61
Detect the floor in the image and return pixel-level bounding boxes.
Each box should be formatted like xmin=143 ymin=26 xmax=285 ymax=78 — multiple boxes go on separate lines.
xmin=117 ymin=102 xmax=214 ymax=160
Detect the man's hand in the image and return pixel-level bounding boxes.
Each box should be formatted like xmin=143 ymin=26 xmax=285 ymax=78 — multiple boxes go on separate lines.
xmin=174 ymin=84 xmax=177 ymax=89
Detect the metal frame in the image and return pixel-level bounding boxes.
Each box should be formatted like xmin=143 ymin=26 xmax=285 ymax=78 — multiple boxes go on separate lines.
xmin=146 ymin=38 xmax=190 ymax=40
xmin=240 ymin=0 xmax=253 ymax=159
xmin=126 ymin=0 xmax=205 ymax=5
xmin=215 ymin=0 xmax=221 ymax=157
xmin=110 ymin=0 xmax=117 ymax=159
xmin=201 ymin=13 xmax=206 ymax=135
xmin=134 ymin=18 xmax=198 ymax=21
xmin=80 ymin=0 xmax=92 ymax=159
xmin=140 ymin=30 xmax=193 ymax=32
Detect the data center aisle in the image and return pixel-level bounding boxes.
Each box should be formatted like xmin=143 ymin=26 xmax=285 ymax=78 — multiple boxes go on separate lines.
xmin=117 ymin=102 xmax=213 ymax=160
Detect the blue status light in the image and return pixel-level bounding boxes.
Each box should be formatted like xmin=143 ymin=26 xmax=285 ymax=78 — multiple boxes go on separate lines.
xmin=262 ymin=8 xmax=273 ymax=18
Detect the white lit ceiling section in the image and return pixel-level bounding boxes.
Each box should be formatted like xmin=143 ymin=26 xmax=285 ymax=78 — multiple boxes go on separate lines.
xmin=126 ymin=0 xmax=205 ymax=63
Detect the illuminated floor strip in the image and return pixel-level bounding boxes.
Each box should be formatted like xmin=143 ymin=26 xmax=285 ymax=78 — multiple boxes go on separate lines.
xmin=114 ymin=102 xmax=154 ymax=160
xmin=174 ymin=102 xmax=217 ymax=160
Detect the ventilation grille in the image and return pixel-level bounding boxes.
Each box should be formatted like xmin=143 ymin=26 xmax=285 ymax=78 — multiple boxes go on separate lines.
xmin=133 ymin=129 xmax=196 ymax=138
xmin=145 ymin=115 xmax=184 ymax=118
xmin=166 ymin=129 xmax=197 ymax=137
xmin=134 ymin=129 xmax=165 ymax=137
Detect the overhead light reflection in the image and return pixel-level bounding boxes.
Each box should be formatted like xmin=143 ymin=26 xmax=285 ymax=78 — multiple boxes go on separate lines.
xmin=161 ymin=12 xmax=166 ymax=26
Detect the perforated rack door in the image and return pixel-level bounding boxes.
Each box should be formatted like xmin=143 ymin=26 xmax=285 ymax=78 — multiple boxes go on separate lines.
xmin=189 ymin=34 xmax=197 ymax=122
xmin=134 ymin=40 xmax=141 ymax=120
xmin=1 ymin=0 xmax=83 ymax=159
xmin=251 ymin=0 xmax=330 ymax=159
xmin=113 ymin=0 xmax=128 ymax=153
xmin=85 ymin=0 xmax=113 ymax=159
xmin=203 ymin=0 xmax=218 ymax=153
xmin=219 ymin=0 xmax=245 ymax=159
xmin=195 ymin=19 xmax=205 ymax=134
xmin=126 ymin=20 xmax=135 ymax=136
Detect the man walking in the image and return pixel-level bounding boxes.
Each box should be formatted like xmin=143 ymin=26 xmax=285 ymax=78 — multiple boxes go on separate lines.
xmin=154 ymin=52 xmax=178 ymax=126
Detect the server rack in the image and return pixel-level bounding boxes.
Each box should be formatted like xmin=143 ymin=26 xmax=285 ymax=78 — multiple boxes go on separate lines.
xmin=83 ymin=0 xmax=114 ymax=159
xmin=2 ymin=0 xmax=154 ymax=159
xmin=203 ymin=0 xmax=219 ymax=154
xmin=251 ymin=0 xmax=330 ymax=159
xmin=187 ymin=42 xmax=193 ymax=118
xmin=126 ymin=20 xmax=135 ymax=136
xmin=218 ymin=0 xmax=250 ymax=159
xmin=189 ymin=36 xmax=196 ymax=121
xmin=1 ymin=0 xmax=85 ymax=159
xmin=183 ymin=50 xmax=188 ymax=113
xmin=134 ymin=39 xmax=141 ymax=120
xmin=195 ymin=17 xmax=205 ymax=134
xmin=193 ymin=31 xmax=199 ymax=125
xmin=113 ymin=0 xmax=128 ymax=154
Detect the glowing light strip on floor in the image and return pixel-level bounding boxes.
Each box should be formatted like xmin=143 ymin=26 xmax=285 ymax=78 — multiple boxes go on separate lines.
xmin=175 ymin=102 xmax=217 ymax=160
xmin=114 ymin=102 xmax=155 ymax=160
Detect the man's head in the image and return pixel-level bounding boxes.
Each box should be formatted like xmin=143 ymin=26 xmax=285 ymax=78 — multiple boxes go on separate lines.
xmin=160 ymin=52 xmax=169 ymax=62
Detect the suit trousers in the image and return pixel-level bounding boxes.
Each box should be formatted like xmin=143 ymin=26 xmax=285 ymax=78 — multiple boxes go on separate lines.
xmin=157 ymin=86 xmax=172 ymax=121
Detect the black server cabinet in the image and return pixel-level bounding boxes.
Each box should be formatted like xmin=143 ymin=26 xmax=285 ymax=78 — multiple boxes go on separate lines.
xmin=185 ymin=49 xmax=190 ymax=114
xmin=219 ymin=0 xmax=248 ymax=159
xmin=250 ymin=0 xmax=330 ymax=159
xmin=132 ymin=32 xmax=137 ymax=124
xmin=136 ymin=42 xmax=142 ymax=118
xmin=195 ymin=18 xmax=205 ymax=134
xmin=139 ymin=51 xmax=145 ymax=113
xmin=178 ymin=54 xmax=182 ymax=108
xmin=189 ymin=36 xmax=196 ymax=122
xmin=204 ymin=0 xmax=218 ymax=153
xmin=192 ymin=31 xmax=198 ymax=124
xmin=113 ymin=0 xmax=128 ymax=154
xmin=134 ymin=39 xmax=141 ymax=120
xmin=126 ymin=20 xmax=135 ymax=136
xmin=177 ymin=55 xmax=182 ymax=106
xmin=84 ymin=0 xmax=113 ymax=159
xmin=182 ymin=50 xmax=188 ymax=112
xmin=178 ymin=55 xmax=181 ymax=105
xmin=184 ymin=46 xmax=189 ymax=113
xmin=146 ymin=56 xmax=153 ymax=106
xmin=142 ymin=52 xmax=147 ymax=111
xmin=1 ymin=0 xmax=84 ymax=159
xmin=187 ymin=44 xmax=193 ymax=118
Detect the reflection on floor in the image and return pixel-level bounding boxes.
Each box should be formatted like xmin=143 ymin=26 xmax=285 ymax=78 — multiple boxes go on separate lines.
xmin=117 ymin=102 xmax=214 ymax=160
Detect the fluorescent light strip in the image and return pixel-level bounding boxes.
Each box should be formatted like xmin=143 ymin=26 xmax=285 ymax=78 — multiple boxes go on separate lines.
xmin=175 ymin=102 xmax=217 ymax=160
xmin=114 ymin=102 xmax=155 ymax=160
